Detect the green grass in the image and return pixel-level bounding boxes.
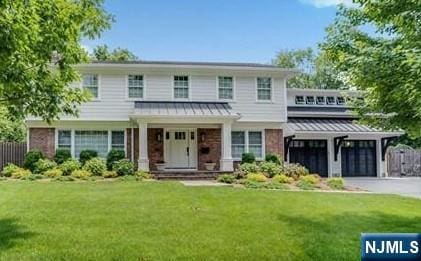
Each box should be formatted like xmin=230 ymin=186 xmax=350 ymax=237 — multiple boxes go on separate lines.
xmin=0 ymin=181 xmax=421 ymax=260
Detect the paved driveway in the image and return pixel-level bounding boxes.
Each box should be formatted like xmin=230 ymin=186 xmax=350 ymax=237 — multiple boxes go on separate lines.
xmin=344 ymin=178 xmax=421 ymax=199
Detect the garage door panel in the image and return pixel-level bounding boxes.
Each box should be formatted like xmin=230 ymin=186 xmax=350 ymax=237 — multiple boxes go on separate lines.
xmin=289 ymin=140 xmax=328 ymax=177
xmin=341 ymin=140 xmax=376 ymax=177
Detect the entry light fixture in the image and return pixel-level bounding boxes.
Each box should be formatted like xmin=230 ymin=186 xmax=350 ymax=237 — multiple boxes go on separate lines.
xmin=200 ymin=132 xmax=206 ymax=142
xmin=156 ymin=133 xmax=162 ymax=143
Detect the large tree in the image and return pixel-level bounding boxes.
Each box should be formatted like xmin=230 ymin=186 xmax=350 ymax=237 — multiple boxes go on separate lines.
xmin=91 ymin=44 xmax=138 ymax=61
xmin=321 ymin=0 xmax=421 ymax=137
xmin=0 ymin=106 xmax=25 ymax=142
xmin=0 ymin=0 xmax=113 ymax=123
xmin=273 ymin=48 xmax=345 ymax=89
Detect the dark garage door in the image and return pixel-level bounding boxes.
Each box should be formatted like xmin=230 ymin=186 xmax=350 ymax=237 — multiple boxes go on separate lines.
xmin=341 ymin=140 xmax=377 ymax=177
xmin=289 ymin=140 xmax=328 ymax=177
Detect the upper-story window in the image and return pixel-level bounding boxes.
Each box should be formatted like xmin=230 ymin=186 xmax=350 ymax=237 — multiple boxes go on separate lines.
xmin=257 ymin=77 xmax=272 ymax=101
xmin=337 ymin=96 xmax=346 ymax=105
xmin=295 ymin=96 xmax=305 ymax=104
xmin=218 ymin=76 xmax=234 ymax=100
xmin=316 ymin=96 xmax=326 ymax=105
xmin=128 ymin=75 xmax=144 ymax=99
xmin=306 ymin=96 xmax=315 ymax=105
xmin=326 ymin=96 xmax=336 ymax=105
xmin=82 ymin=74 xmax=99 ymax=98
xmin=174 ymin=75 xmax=189 ymax=99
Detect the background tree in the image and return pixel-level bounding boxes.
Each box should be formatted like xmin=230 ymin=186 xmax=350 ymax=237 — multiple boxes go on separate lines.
xmin=321 ymin=0 xmax=421 ymax=137
xmin=0 ymin=106 xmax=25 ymax=142
xmin=91 ymin=44 xmax=138 ymax=61
xmin=273 ymin=48 xmax=345 ymax=89
xmin=0 ymin=0 xmax=113 ymax=123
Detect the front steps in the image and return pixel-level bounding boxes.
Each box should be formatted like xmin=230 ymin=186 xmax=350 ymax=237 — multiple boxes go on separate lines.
xmin=152 ymin=171 xmax=229 ymax=180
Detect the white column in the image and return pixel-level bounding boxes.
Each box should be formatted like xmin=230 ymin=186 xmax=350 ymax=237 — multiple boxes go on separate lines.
xmin=220 ymin=121 xmax=234 ymax=171
xmin=377 ymin=138 xmax=385 ymax=177
xmin=138 ymin=121 xmax=149 ymax=171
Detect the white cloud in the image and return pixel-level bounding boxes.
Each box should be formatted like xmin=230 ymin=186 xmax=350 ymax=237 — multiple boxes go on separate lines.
xmin=299 ymin=0 xmax=354 ymax=8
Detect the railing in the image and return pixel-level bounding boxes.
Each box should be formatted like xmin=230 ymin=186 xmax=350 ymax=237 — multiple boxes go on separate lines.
xmin=0 ymin=142 xmax=27 ymax=170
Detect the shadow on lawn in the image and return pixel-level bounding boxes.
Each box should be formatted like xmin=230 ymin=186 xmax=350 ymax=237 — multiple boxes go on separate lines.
xmin=277 ymin=211 xmax=421 ymax=260
xmin=0 ymin=218 xmax=36 ymax=251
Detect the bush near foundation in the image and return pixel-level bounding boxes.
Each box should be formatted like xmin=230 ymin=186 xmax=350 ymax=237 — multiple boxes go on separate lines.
xmin=283 ymin=163 xmax=309 ymax=180
xmin=1 ymin=163 xmax=20 ymax=177
xmin=54 ymin=149 xmax=72 ymax=164
xmin=79 ymin=150 xmax=98 ymax=166
xmin=24 ymin=150 xmax=44 ymax=172
xmin=327 ymin=178 xmax=344 ymax=190
xmin=34 ymin=159 xmax=57 ymax=174
xmin=83 ymin=158 xmax=106 ymax=176
xmin=106 ymin=149 xmax=125 ymax=170
xmin=59 ymin=159 xmax=81 ymax=176
xmin=112 ymin=159 xmax=134 ymax=176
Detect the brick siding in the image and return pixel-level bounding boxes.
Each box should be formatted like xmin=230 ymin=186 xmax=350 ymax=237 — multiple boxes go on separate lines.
xmin=265 ymin=129 xmax=284 ymax=156
xmin=197 ymin=128 xmax=221 ymax=171
xmin=28 ymin=128 xmax=55 ymax=158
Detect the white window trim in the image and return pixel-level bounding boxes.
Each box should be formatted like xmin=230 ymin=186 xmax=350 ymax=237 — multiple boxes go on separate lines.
xmin=231 ymin=129 xmax=265 ymax=161
xmin=80 ymin=74 xmax=101 ymax=101
xmin=55 ymin=128 xmax=126 ymax=158
xmin=125 ymin=74 xmax=146 ymax=101
xmin=216 ymin=76 xmax=236 ymax=101
xmin=255 ymin=77 xmax=274 ymax=103
xmin=172 ymin=74 xmax=191 ymax=100
xmin=295 ymin=95 xmax=305 ymax=105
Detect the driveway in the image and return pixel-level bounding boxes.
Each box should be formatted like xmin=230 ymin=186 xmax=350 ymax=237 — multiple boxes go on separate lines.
xmin=344 ymin=178 xmax=421 ymax=199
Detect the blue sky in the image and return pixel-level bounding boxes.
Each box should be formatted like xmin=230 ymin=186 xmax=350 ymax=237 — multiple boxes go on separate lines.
xmin=82 ymin=0 xmax=352 ymax=63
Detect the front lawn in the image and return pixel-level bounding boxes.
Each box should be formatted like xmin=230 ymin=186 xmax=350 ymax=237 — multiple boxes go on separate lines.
xmin=0 ymin=181 xmax=420 ymax=260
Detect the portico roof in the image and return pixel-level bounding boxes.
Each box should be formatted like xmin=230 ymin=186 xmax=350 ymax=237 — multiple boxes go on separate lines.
xmin=132 ymin=101 xmax=240 ymax=119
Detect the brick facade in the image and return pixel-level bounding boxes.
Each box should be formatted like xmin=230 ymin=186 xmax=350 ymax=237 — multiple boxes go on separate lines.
xmin=265 ymin=129 xmax=284 ymax=156
xmin=147 ymin=128 xmax=164 ymax=170
xmin=126 ymin=128 xmax=139 ymax=163
xmin=29 ymin=128 xmax=55 ymax=158
xmin=197 ymin=128 xmax=221 ymax=170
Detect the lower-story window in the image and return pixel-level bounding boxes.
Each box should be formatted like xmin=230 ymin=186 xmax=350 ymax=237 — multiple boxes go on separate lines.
xmin=231 ymin=130 xmax=264 ymax=159
xmin=57 ymin=129 xmax=125 ymax=158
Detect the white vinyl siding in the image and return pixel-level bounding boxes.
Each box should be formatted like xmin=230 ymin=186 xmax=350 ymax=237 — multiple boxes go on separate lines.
xmin=257 ymin=77 xmax=272 ymax=101
xmin=218 ymin=76 xmax=233 ymax=100
xmin=82 ymin=74 xmax=99 ymax=98
xmin=174 ymin=76 xmax=189 ymax=99
xmin=128 ymin=75 xmax=144 ymax=98
xmin=231 ymin=130 xmax=263 ymax=159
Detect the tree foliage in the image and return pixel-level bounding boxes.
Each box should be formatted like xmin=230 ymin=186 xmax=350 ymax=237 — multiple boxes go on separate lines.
xmin=0 ymin=106 xmax=25 ymax=142
xmin=273 ymin=48 xmax=345 ymax=89
xmin=321 ymin=0 xmax=421 ymax=137
xmin=91 ymin=44 xmax=138 ymax=61
xmin=0 ymin=0 xmax=113 ymax=122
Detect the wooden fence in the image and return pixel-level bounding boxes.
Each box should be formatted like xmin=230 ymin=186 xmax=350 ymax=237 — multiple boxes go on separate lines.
xmin=387 ymin=148 xmax=421 ymax=177
xmin=0 ymin=142 xmax=27 ymax=170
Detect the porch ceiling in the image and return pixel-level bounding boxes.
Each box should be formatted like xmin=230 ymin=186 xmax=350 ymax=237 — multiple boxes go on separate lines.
xmin=132 ymin=101 xmax=241 ymax=119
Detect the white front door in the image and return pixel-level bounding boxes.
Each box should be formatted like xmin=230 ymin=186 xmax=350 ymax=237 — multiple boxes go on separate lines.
xmin=165 ymin=129 xmax=197 ymax=169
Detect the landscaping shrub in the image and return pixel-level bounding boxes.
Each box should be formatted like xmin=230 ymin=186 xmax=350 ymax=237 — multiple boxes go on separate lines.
xmin=83 ymin=157 xmax=106 ymax=176
xmin=217 ymin=174 xmax=235 ymax=184
xmin=54 ymin=149 xmax=72 ymax=164
xmin=241 ymin=152 xmax=255 ymax=164
xmin=27 ymin=174 xmax=44 ymax=181
xmin=112 ymin=159 xmax=134 ymax=176
xmin=71 ymin=169 xmax=92 ymax=179
xmin=1 ymin=163 xmax=20 ymax=177
xmin=106 ymin=149 xmax=125 ymax=170
xmin=79 ymin=150 xmax=98 ymax=166
xmin=34 ymin=159 xmax=57 ymax=174
xmin=263 ymin=182 xmax=288 ymax=190
xmin=243 ymin=180 xmax=264 ymax=189
xmin=59 ymin=159 xmax=81 ymax=176
xmin=239 ymin=163 xmax=259 ymax=175
xmin=247 ymin=173 xmax=268 ymax=182
xmin=327 ymin=178 xmax=344 ymax=190
xmin=24 ymin=150 xmax=44 ymax=172
xmin=134 ymin=171 xmax=151 ymax=180
xmin=283 ymin=163 xmax=309 ymax=180
xmin=297 ymin=175 xmax=319 ymax=190
xmin=259 ymin=161 xmax=282 ymax=177
xmin=11 ymin=168 xmax=31 ymax=179
xmin=272 ymin=174 xmax=294 ymax=184
xmin=265 ymin=153 xmax=282 ymax=165
xmin=102 ymin=170 xmax=118 ymax=178
xmin=44 ymin=168 xmax=63 ymax=178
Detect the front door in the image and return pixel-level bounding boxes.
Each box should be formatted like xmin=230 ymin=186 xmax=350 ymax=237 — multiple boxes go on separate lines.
xmin=165 ymin=130 xmax=197 ymax=169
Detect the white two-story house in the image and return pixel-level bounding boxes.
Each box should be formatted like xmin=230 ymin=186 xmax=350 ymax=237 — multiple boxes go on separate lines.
xmin=26 ymin=61 xmax=402 ymax=177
